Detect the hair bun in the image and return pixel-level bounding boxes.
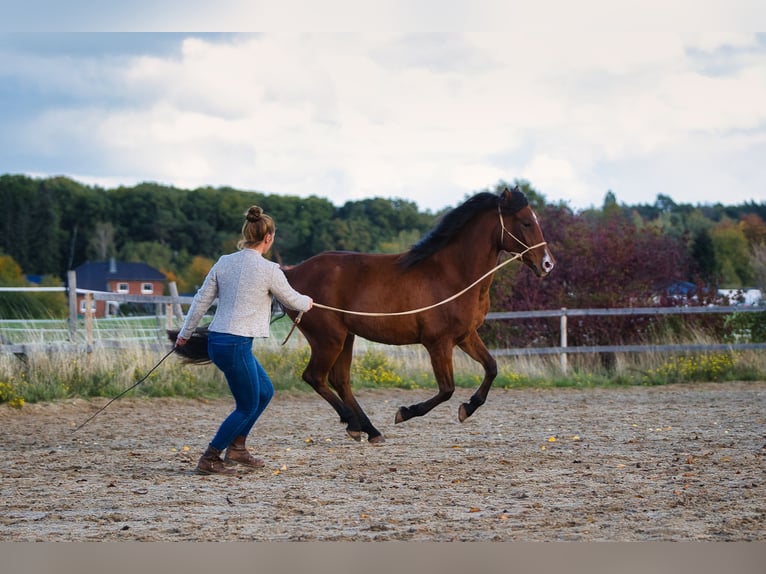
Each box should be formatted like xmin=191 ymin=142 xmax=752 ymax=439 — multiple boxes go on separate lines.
xmin=245 ymin=206 xmax=263 ymax=222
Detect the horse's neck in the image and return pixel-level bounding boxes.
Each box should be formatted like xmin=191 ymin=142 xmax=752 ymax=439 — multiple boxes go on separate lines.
xmin=437 ymin=217 xmax=502 ymax=282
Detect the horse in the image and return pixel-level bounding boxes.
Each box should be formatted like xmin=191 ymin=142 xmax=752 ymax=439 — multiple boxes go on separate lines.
xmin=170 ymin=186 xmax=555 ymax=443
xmin=282 ymin=186 xmax=555 ymax=443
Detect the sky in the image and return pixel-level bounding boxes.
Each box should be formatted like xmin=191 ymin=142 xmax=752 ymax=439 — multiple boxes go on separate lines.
xmin=1 ymin=1 xmax=765 ymax=213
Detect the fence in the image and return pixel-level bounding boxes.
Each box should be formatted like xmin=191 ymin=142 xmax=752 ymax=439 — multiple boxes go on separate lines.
xmin=1 ymin=281 xmax=765 ymax=371
xmin=0 ymin=273 xmax=194 ymax=354
xmin=485 ymin=306 xmax=766 ymax=371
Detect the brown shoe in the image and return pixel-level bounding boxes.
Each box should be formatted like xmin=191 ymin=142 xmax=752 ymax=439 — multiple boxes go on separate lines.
xmin=196 ymin=445 xmax=238 ymax=475
xmin=224 ymin=436 xmax=265 ymax=469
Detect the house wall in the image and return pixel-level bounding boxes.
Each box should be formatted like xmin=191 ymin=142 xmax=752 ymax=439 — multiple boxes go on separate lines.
xmin=106 ymin=279 xmax=165 ymax=296
xmin=77 ymin=279 xmax=166 ymax=318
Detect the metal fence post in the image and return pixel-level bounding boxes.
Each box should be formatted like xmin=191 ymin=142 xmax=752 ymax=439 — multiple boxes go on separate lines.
xmin=560 ymin=307 xmax=568 ymax=373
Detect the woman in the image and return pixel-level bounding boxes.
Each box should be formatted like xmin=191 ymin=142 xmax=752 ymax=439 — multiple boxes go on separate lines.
xmin=175 ymin=206 xmax=313 ymax=475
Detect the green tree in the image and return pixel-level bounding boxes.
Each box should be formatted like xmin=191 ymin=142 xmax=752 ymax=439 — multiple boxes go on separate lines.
xmin=379 ymin=229 xmax=423 ymax=253
xmin=0 ymin=175 xmax=39 ymax=273
xmin=711 ymin=220 xmax=753 ymax=287
xmin=119 ymin=241 xmax=175 ymax=271
xmin=88 ymin=222 xmax=116 ymax=260
xmin=0 ymin=254 xmax=66 ymax=318
xmin=691 ymin=229 xmax=717 ymax=285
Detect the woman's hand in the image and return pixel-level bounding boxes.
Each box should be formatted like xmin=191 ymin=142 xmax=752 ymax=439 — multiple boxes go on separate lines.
xmin=175 ymin=337 xmax=188 ymax=347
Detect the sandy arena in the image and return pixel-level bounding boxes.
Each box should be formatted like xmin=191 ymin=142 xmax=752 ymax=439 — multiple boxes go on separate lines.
xmin=1 ymin=382 xmax=764 ymax=541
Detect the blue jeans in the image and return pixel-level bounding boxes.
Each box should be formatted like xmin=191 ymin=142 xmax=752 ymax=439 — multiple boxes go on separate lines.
xmin=207 ymin=331 xmax=274 ymax=451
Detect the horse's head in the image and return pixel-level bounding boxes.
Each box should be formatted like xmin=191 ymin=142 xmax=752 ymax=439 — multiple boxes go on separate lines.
xmin=498 ymin=187 xmax=556 ymax=277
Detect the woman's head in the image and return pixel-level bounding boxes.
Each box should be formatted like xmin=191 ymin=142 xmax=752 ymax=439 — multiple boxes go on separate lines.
xmin=238 ymin=205 xmax=275 ymax=250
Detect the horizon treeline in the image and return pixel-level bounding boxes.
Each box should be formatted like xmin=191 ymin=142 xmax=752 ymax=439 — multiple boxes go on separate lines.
xmin=1 ymin=173 xmax=765 ymax=304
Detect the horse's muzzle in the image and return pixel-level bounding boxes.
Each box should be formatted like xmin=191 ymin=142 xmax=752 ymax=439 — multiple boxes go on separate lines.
xmin=534 ymin=249 xmax=556 ymax=277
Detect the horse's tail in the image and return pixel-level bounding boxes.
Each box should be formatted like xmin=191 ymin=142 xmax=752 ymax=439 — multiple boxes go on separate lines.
xmin=166 ymin=327 xmax=212 ymax=364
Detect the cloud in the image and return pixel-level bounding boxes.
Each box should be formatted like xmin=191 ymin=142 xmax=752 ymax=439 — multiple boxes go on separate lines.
xmin=1 ymin=24 xmax=765 ymax=211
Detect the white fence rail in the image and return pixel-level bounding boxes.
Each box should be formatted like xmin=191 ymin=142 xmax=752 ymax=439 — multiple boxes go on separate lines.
xmin=0 ymin=274 xmax=195 ymax=354
xmin=485 ymin=306 xmax=766 ymax=371
xmin=1 ymin=282 xmax=765 ymax=364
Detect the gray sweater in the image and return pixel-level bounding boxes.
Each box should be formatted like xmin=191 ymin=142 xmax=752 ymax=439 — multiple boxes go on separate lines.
xmin=179 ymin=249 xmax=311 ymax=339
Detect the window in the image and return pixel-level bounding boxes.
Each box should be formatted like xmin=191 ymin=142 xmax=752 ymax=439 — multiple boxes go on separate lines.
xmin=141 ymin=283 xmax=154 ymax=294
xmin=116 ymin=282 xmax=129 ymax=293
xmin=80 ymin=299 xmax=96 ymax=314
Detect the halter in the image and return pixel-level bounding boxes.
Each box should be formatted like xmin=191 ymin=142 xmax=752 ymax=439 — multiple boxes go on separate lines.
xmin=498 ymin=204 xmax=533 ymax=255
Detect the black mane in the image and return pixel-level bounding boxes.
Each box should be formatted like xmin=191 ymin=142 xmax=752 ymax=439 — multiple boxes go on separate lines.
xmin=399 ymin=188 xmax=528 ymax=269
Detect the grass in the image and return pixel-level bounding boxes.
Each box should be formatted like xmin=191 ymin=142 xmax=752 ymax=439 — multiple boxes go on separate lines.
xmin=1 ymin=316 xmax=765 ymax=407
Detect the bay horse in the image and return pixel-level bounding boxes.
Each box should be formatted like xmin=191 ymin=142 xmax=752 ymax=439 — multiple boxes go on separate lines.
xmin=281 ymin=186 xmax=555 ymax=443
xmin=170 ymin=187 xmax=554 ymax=442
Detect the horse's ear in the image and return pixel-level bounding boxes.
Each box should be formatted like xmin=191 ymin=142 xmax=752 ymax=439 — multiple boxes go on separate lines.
xmin=500 ymin=185 xmax=529 ymax=212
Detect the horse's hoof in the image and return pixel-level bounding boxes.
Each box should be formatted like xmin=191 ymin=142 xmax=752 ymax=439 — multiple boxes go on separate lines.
xmin=458 ymin=403 xmax=470 ymax=422
xmin=347 ymin=430 xmax=362 ymax=442
xmin=368 ymin=434 xmax=385 ymax=444
xmin=394 ymin=407 xmax=407 ymax=424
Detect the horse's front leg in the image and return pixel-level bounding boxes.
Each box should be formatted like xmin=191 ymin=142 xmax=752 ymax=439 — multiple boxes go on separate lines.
xmin=329 ymin=334 xmax=384 ymax=443
xmin=300 ymin=339 xmax=363 ymax=438
xmin=395 ymin=343 xmax=455 ymax=423
xmin=456 ymin=330 xmax=498 ymax=422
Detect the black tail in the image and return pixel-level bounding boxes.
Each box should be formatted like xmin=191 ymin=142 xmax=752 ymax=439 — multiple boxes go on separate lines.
xmin=167 ymin=327 xmax=212 ymax=364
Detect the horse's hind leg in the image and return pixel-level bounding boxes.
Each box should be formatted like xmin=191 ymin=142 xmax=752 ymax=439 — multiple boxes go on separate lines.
xmin=456 ymin=330 xmax=498 ymax=422
xmin=395 ymin=342 xmax=455 ymax=424
xmin=329 ymin=334 xmax=384 ymax=443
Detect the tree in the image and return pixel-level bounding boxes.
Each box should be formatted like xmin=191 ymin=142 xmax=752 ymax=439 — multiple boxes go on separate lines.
xmin=655 ymin=194 xmax=677 ymax=213
xmin=740 ymin=213 xmax=766 ymax=248
xmin=691 ymin=229 xmax=717 ymax=285
xmin=0 ymin=254 xmax=66 ymax=318
xmin=378 ymin=229 xmax=423 ymax=254
xmin=484 ymin=205 xmax=694 ymax=349
xmin=0 ymin=253 xmax=25 ymax=285
xmin=88 ymin=222 xmax=116 ymax=260
xmin=119 ymin=241 xmax=175 ymax=271
xmin=602 ymin=190 xmax=621 ymax=218
xmin=751 ymin=244 xmax=766 ymax=294
xmin=711 ymin=220 xmax=753 ymax=287
xmin=184 ymin=255 xmax=215 ymax=292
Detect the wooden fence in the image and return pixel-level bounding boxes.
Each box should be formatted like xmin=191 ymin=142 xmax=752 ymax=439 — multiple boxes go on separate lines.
xmin=1 ymin=280 xmax=765 ymax=371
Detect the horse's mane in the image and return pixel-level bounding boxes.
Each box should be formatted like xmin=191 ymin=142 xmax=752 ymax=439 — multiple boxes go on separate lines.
xmin=399 ymin=188 xmax=528 ymax=269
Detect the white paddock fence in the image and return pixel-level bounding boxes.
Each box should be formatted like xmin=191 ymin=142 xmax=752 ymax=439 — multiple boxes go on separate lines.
xmin=1 ymin=277 xmax=765 ymax=371
xmin=0 ymin=272 xmax=193 ymax=354
xmin=485 ymin=306 xmax=766 ymax=371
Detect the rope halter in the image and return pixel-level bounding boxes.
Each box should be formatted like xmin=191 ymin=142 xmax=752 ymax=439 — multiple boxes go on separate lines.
xmin=498 ymin=203 xmax=539 ymax=256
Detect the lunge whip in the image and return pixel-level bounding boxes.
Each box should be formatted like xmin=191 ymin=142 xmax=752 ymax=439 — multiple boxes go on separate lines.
xmin=72 ymin=346 xmax=177 ymax=433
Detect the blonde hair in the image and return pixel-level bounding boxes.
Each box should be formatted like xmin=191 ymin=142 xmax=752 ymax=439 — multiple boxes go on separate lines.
xmin=237 ymin=205 xmax=275 ymax=250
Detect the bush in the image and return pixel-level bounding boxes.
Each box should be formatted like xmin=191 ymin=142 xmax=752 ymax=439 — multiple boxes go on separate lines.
xmin=0 ymin=378 xmax=25 ymax=408
xmin=641 ymin=353 xmax=736 ymax=385
xmin=724 ymin=311 xmax=766 ymax=343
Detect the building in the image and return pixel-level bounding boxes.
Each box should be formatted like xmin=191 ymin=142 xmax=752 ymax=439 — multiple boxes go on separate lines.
xmin=74 ymin=258 xmax=167 ymax=317
xmin=718 ymin=288 xmax=763 ymax=306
